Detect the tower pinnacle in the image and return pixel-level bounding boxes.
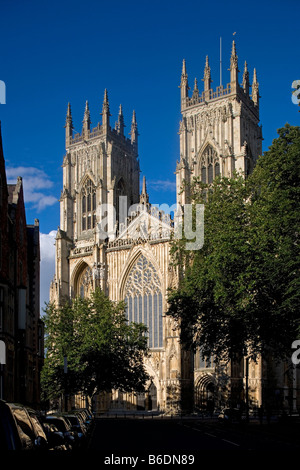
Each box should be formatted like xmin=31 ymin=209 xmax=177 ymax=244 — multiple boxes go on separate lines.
xmin=203 ymin=55 xmax=212 ymax=93
xmin=130 ymin=110 xmax=138 ymax=148
xmin=251 ymin=68 xmax=259 ymax=106
xmin=192 ymin=78 xmax=199 ymax=100
xmin=116 ymin=104 xmax=125 ymax=135
xmin=180 ymin=59 xmax=189 ymax=107
xmin=140 ymin=175 xmax=149 ymax=206
xmin=242 ymin=61 xmax=250 ymax=96
xmin=82 ymin=100 xmax=91 ymax=137
xmin=229 ymin=40 xmax=239 ymax=87
xmin=65 ymin=102 xmax=73 ymax=146
xmin=101 ymin=89 xmax=111 ymax=132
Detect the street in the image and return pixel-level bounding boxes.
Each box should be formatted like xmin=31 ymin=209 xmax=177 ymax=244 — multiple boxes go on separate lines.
xmin=88 ymin=416 xmax=300 ymax=458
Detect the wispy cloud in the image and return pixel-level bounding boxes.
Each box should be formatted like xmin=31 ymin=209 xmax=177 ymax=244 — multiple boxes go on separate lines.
xmin=147 ymin=179 xmax=176 ymax=192
xmin=6 ymin=166 xmax=58 ymax=212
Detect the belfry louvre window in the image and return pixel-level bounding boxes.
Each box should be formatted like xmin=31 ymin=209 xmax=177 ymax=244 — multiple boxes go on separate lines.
xmin=200 ymin=145 xmax=220 ymax=184
xmin=124 ymin=254 xmax=163 ymax=349
xmin=81 ymin=178 xmax=96 ymax=231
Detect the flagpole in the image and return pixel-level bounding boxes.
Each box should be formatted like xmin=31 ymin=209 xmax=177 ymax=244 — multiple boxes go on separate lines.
xmin=220 ymin=37 xmax=222 ymax=87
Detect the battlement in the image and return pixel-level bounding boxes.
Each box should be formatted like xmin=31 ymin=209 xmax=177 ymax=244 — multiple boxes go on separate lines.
xmin=65 ymin=91 xmax=138 ymax=151
xmin=183 ymin=82 xmax=232 ymax=108
xmin=180 ymin=41 xmax=259 ymax=116
xmin=70 ymin=124 xmax=135 ymax=149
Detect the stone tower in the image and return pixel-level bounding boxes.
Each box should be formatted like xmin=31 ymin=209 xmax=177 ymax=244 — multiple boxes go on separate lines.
xmin=51 ymin=91 xmax=140 ymax=304
xmin=176 ymin=41 xmax=262 ymax=205
xmin=50 ymin=91 xmax=186 ymax=413
xmin=176 ymin=43 xmax=266 ymax=411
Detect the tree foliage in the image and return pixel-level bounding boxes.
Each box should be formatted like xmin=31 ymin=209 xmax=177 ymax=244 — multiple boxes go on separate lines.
xmin=41 ymin=288 xmax=149 ymax=402
xmin=167 ymin=124 xmax=300 ymax=363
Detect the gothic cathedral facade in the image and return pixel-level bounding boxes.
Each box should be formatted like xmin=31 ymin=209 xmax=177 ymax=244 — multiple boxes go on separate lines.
xmin=51 ymin=42 xmax=297 ymax=414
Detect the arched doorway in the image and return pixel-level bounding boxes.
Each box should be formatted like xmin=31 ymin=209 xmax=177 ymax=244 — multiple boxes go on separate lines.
xmin=195 ymin=374 xmax=217 ymax=413
xmin=145 ymin=382 xmax=157 ymax=411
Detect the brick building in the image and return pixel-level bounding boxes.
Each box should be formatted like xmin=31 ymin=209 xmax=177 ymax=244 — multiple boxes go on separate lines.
xmin=0 ymin=122 xmax=44 ymax=407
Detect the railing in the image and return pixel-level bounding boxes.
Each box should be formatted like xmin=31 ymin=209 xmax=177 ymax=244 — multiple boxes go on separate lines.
xmin=95 ymin=411 xmax=219 ymax=420
xmin=185 ymin=83 xmax=232 ymax=108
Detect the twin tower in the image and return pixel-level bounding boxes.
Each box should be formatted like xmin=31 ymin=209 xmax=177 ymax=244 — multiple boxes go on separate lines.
xmin=51 ymin=41 xmax=263 ymax=412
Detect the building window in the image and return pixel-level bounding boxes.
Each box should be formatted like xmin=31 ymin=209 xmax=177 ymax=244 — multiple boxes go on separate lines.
xmin=196 ymin=348 xmax=214 ymax=369
xmin=201 ymin=166 xmax=206 ymax=184
xmin=200 ymin=145 xmax=220 ymax=184
xmin=78 ymin=265 xmax=93 ymax=298
xmin=81 ymin=179 xmax=96 ymax=232
xmin=124 ymin=254 xmax=163 ymax=349
xmin=208 ymin=164 xmax=213 ymax=184
xmin=116 ymin=178 xmax=126 ymax=225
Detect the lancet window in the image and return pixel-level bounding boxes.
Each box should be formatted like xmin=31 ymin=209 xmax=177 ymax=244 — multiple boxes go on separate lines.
xmin=124 ymin=254 xmax=163 ymax=349
xmin=81 ymin=178 xmax=96 ymax=231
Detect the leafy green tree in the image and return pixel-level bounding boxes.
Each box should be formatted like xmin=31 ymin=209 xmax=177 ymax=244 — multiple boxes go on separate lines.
xmin=247 ymin=124 xmax=300 ymax=358
xmin=41 ymin=288 xmax=149 ymax=404
xmin=168 ymin=174 xmax=252 ymax=362
xmin=168 ymin=124 xmax=300 ymax=364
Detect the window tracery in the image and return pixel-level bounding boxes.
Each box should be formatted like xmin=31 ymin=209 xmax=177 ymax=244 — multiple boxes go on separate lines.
xmin=78 ymin=265 xmax=93 ymax=298
xmin=81 ymin=178 xmax=96 ymax=231
xmin=200 ymin=145 xmax=220 ymax=184
xmin=124 ymin=254 xmax=163 ymax=349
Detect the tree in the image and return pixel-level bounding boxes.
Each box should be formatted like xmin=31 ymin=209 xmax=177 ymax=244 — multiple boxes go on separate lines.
xmin=168 ymin=173 xmax=252 ymax=363
xmin=41 ymin=288 xmax=149 ymax=404
xmin=247 ymin=124 xmax=300 ymax=358
xmin=167 ymin=124 xmax=300 ymax=364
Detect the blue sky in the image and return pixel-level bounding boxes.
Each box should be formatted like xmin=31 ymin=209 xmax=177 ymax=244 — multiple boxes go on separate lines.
xmin=0 ymin=0 xmax=299 ymax=311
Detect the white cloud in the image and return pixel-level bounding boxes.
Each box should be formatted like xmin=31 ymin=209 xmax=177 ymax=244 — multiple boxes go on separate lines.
xmin=6 ymin=166 xmax=58 ymax=212
xmin=40 ymin=230 xmax=56 ymax=316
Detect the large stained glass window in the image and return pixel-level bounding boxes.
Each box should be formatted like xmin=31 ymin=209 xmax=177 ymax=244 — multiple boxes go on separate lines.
xmin=124 ymin=254 xmax=163 ymax=349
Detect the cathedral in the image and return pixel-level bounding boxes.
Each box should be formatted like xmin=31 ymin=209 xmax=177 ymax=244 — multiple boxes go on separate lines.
xmin=50 ymin=42 xmax=298 ymax=414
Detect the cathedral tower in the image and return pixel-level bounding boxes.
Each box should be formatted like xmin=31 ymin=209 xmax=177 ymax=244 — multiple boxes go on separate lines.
xmin=51 ymin=91 xmax=140 ymax=304
xmin=176 ymin=41 xmax=262 ymax=205
xmin=51 ymin=91 xmax=183 ymax=414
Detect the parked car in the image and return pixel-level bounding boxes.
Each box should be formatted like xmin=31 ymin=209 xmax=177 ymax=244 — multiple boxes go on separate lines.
xmin=74 ymin=408 xmax=94 ymax=431
xmin=45 ymin=414 xmax=77 ymax=449
xmin=42 ymin=422 xmax=67 ymax=450
xmin=0 ymin=400 xmax=47 ymax=450
xmin=0 ymin=399 xmax=26 ymax=450
xmin=63 ymin=412 xmax=87 ymax=447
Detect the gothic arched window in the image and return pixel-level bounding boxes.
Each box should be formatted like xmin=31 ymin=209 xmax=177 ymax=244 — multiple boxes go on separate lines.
xmin=116 ymin=178 xmax=126 ymax=225
xmin=81 ymin=178 xmax=96 ymax=231
xmin=200 ymin=145 xmax=220 ymax=184
xmin=208 ymin=164 xmax=213 ymax=184
xmin=124 ymin=254 xmax=163 ymax=349
xmin=77 ymin=265 xmax=93 ymax=298
xmin=201 ymin=166 xmax=206 ymax=184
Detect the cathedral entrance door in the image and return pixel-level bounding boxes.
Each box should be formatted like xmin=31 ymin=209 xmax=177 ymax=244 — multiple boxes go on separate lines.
xmin=145 ymin=382 xmax=157 ymax=411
